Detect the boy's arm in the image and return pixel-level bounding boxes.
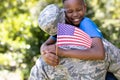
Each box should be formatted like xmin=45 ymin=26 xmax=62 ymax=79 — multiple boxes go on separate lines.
xmin=40 ymin=36 xmax=59 ymax=66
xmin=57 ymin=38 xmax=105 ymax=60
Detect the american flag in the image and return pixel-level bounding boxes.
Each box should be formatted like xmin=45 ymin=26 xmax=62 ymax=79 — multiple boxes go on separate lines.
xmin=57 ymin=23 xmax=92 ymax=48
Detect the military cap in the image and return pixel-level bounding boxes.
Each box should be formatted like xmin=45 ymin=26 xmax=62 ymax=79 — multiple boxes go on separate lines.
xmin=38 ymin=4 xmax=65 ymax=35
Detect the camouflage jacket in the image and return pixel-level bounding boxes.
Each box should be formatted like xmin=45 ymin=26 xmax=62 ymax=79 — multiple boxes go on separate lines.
xmin=29 ymin=39 xmax=120 ymax=80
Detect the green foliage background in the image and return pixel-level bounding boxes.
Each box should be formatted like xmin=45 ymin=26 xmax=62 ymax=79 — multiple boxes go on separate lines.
xmin=0 ymin=0 xmax=119 ymax=80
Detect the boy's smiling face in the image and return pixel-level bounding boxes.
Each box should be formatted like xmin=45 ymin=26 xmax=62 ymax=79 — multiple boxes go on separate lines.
xmin=64 ymin=0 xmax=86 ymax=26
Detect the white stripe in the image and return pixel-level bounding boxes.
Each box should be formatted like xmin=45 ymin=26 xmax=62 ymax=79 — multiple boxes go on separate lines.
xmin=74 ymin=33 xmax=91 ymax=41
xmin=57 ymin=38 xmax=91 ymax=45
xmin=58 ymin=35 xmax=92 ymax=43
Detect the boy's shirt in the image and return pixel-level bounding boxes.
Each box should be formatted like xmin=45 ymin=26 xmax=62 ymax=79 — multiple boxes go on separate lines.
xmin=80 ymin=17 xmax=103 ymax=38
xmin=51 ymin=17 xmax=103 ymax=41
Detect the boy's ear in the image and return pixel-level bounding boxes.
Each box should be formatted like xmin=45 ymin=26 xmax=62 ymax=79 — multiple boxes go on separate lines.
xmin=84 ymin=4 xmax=87 ymax=12
xmin=65 ymin=15 xmax=72 ymax=24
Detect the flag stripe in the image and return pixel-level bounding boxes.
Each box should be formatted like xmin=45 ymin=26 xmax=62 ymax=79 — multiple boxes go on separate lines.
xmin=57 ymin=35 xmax=92 ymax=45
xmin=57 ymin=23 xmax=92 ymax=48
xmin=57 ymin=37 xmax=91 ymax=45
xmin=74 ymin=33 xmax=92 ymax=42
xmin=57 ymin=41 xmax=91 ymax=48
xmin=74 ymin=28 xmax=91 ymax=41
xmin=57 ymin=38 xmax=91 ymax=45
xmin=57 ymin=42 xmax=90 ymax=48
xmin=57 ymin=37 xmax=91 ymax=47
xmin=57 ymin=39 xmax=91 ymax=46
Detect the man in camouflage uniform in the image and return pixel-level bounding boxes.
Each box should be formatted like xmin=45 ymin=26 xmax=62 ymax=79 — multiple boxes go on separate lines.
xmin=29 ymin=4 xmax=120 ymax=80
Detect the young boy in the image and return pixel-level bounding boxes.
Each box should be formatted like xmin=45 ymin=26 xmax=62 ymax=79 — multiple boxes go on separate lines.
xmin=29 ymin=1 xmax=120 ymax=80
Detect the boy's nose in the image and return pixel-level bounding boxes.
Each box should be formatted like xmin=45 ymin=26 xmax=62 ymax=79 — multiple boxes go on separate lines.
xmin=73 ymin=11 xmax=78 ymax=17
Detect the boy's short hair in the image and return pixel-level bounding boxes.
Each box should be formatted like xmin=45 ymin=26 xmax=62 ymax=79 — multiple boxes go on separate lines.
xmin=62 ymin=0 xmax=85 ymax=3
xmin=38 ymin=4 xmax=65 ymax=35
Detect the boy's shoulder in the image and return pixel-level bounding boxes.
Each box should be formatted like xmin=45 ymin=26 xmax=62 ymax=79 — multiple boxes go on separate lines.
xmin=80 ymin=17 xmax=103 ymax=38
xmin=80 ymin=17 xmax=96 ymax=28
xmin=81 ymin=17 xmax=93 ymax=23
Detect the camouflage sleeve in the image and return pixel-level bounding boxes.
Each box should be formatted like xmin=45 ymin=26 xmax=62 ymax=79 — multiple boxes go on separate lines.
xmin=102 ymin=38 xmax=120 ymax=79
xmin=29 ymin=57 xmax=49 ymax=80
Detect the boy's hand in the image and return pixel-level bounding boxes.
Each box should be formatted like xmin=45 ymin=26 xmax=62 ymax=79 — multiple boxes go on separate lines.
xmin=41 ymin=44 xmax=56 ymax=55
xmin=42 ymin=51 xmax=59 ymax=66
xmin=41 ymin=44 xmax=59 ymax=66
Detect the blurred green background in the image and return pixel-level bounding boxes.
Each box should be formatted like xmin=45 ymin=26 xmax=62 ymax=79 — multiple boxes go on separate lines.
xmin=0 ymin=0 xmax=120 ymax=80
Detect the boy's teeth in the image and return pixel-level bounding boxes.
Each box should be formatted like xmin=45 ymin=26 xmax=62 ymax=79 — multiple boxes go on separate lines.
xmin=74 ymin=19 xmax=79 ymax=21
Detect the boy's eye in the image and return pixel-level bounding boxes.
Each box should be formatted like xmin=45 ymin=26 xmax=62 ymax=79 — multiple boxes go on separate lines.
xmin=65 ymin=9 xmax=73 ymax=13
xmin=77 ymin=8 xmax=82 ymax=12
xmin=66 ymin=10 xmax=73 ymax=13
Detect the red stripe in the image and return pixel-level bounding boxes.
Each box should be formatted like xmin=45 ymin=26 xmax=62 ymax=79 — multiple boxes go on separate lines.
xmin=74 ymin=33 xmax=91 ymax=42
xmin=74 ymin=31 xmax=91 ymax=40
xmin=57 ymin=38 xmax=91 ymax=46
xmin=74 ymin=34 xmax=91 ymax=42
xmin=57 ymin=39 xmax=91 ymax=47
xmin=57 ymin=36 xmax=92 ymax=45
xmin=57 ymin=24 xmax=92 ymax=48
xmin=74 ymin=34 xmax=92 ymax=43
xmin=74 ymin=31 xmax=90 ymax=38
xmin=57 ymin=36 xmax=90 ymax=41
xmin=57 ymin=36 xmax=91 ymax=47
xmin=74 ymin=28 xmax=90 ymax=38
